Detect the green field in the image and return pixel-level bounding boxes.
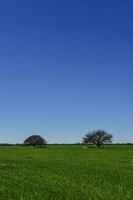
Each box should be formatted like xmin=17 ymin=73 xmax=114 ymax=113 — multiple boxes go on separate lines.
xmin=0 ymin=146 xmax=133 ymax=200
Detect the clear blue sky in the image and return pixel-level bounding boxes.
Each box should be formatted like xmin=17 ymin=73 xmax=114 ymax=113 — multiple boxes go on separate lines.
xmin=0 ymin=0 xmax=133 ymax=143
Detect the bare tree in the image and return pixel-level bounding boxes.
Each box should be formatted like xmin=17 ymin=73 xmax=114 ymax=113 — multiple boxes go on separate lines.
xmin=83 ymin=129 xmax=113 ymax=147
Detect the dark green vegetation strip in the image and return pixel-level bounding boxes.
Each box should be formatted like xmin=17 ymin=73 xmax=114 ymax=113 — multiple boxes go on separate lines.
xmin=0 ymin=146 xmax=133 ymax=200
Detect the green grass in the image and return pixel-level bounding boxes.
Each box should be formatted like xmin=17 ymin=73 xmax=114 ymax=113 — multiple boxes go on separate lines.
xmin=0 ymin=146 xmax=133 ymax=200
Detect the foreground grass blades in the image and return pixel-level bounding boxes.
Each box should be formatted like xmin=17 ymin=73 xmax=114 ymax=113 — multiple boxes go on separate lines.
xmin=0 ymin=146 xmax=133 ymax=200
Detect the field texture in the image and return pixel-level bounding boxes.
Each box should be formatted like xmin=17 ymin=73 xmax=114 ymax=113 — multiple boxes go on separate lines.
xmin=0 ymin=146 xmax=133 ymax=200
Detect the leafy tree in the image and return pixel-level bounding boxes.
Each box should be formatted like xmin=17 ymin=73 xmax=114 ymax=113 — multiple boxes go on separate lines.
xmin=24 ymin=135 xmax=47 ymax=147
xmin=83 ymin=129 xmax=113 ymax=147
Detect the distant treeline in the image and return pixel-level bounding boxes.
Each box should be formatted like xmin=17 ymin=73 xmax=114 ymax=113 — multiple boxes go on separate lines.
xmin=0 ymin=143 xmax=21 ymax=147
xmin=0 ymin=143 xmax=133 ymax=147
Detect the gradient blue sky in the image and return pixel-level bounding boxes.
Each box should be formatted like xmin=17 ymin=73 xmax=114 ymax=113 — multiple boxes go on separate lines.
xmin=0 ymin=0 xmax=133 ymax=143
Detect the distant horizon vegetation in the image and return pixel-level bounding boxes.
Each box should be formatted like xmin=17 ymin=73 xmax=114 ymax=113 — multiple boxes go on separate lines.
xmin=0 ymin=129 xmax=133 ymax=146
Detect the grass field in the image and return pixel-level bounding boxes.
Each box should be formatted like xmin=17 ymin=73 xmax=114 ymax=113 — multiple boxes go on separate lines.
xmin=0 ymin=146 xmax=133 ymax=200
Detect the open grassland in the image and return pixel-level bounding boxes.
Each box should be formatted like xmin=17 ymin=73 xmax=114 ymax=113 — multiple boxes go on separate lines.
xmin=0 ymin=146 xmax=133 ymax=200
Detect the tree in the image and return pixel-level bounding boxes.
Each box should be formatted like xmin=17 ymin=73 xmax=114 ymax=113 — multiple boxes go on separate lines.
xmin=24 ymin=135 xmax=47 ymax=147
xmin=83 ymin=129 xmax=113 ymax=147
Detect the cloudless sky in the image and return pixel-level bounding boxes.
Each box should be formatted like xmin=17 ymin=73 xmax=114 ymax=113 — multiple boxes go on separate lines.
xmin=0 ymin=0 xmax=133 ymax=143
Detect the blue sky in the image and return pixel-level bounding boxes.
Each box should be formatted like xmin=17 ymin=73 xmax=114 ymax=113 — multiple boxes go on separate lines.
xmin=0 ymin=0 xmax=133 ymax=143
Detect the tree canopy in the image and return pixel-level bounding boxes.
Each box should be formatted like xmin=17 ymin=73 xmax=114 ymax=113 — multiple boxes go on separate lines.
xmin=83 ymin=129 xmax=113 ymax=147
xmin=24 ymin=135 xmax=47 ymax=147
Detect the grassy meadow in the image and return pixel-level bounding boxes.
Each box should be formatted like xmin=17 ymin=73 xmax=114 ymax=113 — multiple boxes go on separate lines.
xmin=0 ymin=146 xmax=133 ymax=200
